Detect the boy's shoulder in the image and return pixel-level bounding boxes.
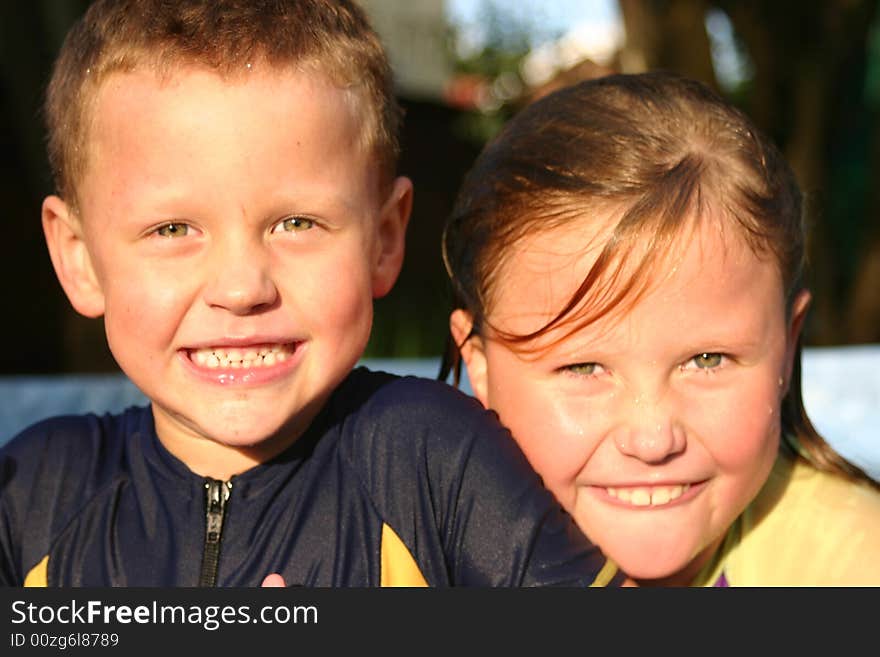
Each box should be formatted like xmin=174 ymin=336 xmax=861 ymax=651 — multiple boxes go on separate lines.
xmin=0 ymin=406 xmax=153 ymax=584
xmin=323 ymin=369 xmax=614 ymax=587
xmin=0 ymin=406 xmax=152 ymax=500
xmin=326 ymin=366 xmax=531 ymax=507
xmin=340 ymin=366 xmax=489 ymax=422
xmin=1 ymin=405 xmax=150 ymax=460
xmin=330 ymin=367 xmax=507 ymax=459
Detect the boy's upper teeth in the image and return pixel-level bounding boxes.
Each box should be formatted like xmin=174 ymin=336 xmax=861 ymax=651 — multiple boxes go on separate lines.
xmin=606 ymin=484 xmax=690 ymax=506
xmin=191 ymin=345 xmax=291 ymax=368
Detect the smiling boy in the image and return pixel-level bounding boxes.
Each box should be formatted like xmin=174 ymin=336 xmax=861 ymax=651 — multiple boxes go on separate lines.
xmin=0 ymin=0 xmax=623 ymax=587
xmin=52 ymin=66 xmax=398 ymax=480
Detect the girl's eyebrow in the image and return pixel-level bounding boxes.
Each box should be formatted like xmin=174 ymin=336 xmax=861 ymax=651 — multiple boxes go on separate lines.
xmin=543 ymin=323 xmax=769 ymax=360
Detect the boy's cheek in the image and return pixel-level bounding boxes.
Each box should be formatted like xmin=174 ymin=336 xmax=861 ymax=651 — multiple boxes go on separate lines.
xmin=101 ymin=275 xmax=186 ymax=344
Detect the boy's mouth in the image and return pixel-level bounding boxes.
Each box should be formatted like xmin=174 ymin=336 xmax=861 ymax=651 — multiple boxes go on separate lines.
xmin=605 ymin=483 xmax=692 ymax=507
xmin=187 ymin=343 xmax=298 ymax=369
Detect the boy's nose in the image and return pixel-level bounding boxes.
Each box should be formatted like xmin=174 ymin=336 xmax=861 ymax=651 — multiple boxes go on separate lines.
xmin=612 ymin=396 xmax=686 ymax=464
xmin=203 ymin=243 xmax=279 ymax=315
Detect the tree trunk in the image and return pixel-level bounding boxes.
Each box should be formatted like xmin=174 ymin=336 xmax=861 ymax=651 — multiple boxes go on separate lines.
xmin=618 ymin=0 xmax=718 ymax=90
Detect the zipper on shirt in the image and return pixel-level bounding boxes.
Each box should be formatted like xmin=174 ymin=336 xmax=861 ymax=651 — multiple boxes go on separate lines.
xmin=199 ymin=478 xmax=232 ymax=587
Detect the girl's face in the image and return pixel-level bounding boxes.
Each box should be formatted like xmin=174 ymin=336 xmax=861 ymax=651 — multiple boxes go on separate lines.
xmin=452 ymin=213 xmax=809 ymax=584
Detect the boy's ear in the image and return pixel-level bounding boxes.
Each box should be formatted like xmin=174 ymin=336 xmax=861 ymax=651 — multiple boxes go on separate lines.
xmin=42 ymin=195 xmax=105 ymax=318
xmin=783 ymin=289 xmax=812 ymax=394
xmin=450 ymin=309 xmax=490 ymax=408
xmin=371 ymin=176 xmax=413 ymax=298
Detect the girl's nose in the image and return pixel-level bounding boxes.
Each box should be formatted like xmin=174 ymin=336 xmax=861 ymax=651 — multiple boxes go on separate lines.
xmin=612 ymin=396 xmax=686 ymax=464
xmin=202 ymin=241 xmax=279 ymax=315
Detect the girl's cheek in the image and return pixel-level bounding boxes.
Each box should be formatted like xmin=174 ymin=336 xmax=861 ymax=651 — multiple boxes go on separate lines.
xmin=686 ymin=383 xmax=781 ymax=470
xmin=524 ymin=396 xmax=608 ymax=488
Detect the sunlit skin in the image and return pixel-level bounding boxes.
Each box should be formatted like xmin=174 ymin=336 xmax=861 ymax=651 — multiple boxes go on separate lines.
xmin=452 ymin=214 xmax=809 ymax=585
xmin=42 ymin=65 xmax=411 ymax=480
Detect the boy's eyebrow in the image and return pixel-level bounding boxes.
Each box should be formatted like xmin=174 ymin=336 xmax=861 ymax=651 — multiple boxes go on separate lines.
xmin=112 ymin=184 xmax=371 ymax=222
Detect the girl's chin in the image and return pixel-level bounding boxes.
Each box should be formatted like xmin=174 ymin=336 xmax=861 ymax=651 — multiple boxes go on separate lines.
xmin=593 ymin=537 xmax=702 ymax=585
xmin=617 ymin=562 xmax=689 ymax=584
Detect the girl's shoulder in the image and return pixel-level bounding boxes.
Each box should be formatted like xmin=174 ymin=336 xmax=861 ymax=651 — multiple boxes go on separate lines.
xmin=726 ymin=452 xmax=880 ymax=585
xmin=755 ymin=452 xmax=880 ymax=522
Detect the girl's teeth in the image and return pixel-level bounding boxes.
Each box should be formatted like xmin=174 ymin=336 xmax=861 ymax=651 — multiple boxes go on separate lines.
xmin=652 ymin=488 xmax=671 ymax=505
xmin=631 ymin=489 xmax=650 ymax=506
xmin=605 ymin=484 xmax=690 ymax=506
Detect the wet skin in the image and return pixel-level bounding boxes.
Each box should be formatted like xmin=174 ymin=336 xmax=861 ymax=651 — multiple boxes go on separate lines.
xmin=453 ymin=216 xmax=808 ymax=584
xmin=43 ymin=65 xmax=411 ymax=479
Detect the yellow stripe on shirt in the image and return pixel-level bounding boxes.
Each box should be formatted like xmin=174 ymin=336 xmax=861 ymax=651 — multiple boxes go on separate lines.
xmin=24 ymin=555 xmax=49 ymax=587
xmin=589 ymin=558 xmax=620 ymax=587
xmin=380 ymin=523 xmax=429 ymax=587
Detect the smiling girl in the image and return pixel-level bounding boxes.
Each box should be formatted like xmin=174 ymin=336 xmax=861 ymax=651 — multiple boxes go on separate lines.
xmin=442 ymin=72 xmax=880 ymax=585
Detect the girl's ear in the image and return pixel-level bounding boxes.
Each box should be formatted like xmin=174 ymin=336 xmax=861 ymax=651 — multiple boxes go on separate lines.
xmin=42 ymin=195 xmax=105 ymax=318
xmin=371 ymin=176 xmax=413 ymax=298
xmin=449 ymin=309 xmax=489 ymax=408
xmin=783 ymin=289 xmax=812 ymax=394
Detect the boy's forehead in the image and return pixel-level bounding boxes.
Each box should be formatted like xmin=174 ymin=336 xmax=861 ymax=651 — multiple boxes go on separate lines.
xmin=83 ymin=64 xmax=371 ymax=175
xmin=90 ymin=62 xmax=358 ymax=120
xmin=81 ymin=62 xmax=372 ymax=176
xmin=76 ymin=63 xmax=382 ymax=221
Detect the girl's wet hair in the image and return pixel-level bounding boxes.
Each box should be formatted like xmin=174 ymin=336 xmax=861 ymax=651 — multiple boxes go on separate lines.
xmin=441 ymin=71 xmax=874 ymax=487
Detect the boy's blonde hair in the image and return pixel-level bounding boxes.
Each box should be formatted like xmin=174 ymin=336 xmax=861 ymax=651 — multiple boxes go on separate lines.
xmin=442 ymin=71 xmax=875 ymax=488
xmin=45 ymin=0 xmax=401 ymax=208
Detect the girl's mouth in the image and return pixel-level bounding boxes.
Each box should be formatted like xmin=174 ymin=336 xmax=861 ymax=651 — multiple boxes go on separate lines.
xmin=601 ymin=481 xmax=706 ymax=508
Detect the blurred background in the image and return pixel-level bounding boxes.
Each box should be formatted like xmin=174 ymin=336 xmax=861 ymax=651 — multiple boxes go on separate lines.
xmin=0 ymin=1 xmax=878 ymax=474
xmin=1 ymin=0 xmax=879 ymax=372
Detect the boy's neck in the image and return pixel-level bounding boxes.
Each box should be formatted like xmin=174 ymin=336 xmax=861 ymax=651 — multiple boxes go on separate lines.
xmin=163 ymin=440 xmax=279 ymax=481
xmin=151 ymin=405 xmax=309 ymax=480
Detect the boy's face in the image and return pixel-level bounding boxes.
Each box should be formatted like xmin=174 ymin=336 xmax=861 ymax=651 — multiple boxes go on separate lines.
xmin=454 ymin=215 xmax=808 ymax=585
xmin=43 ymin=66 xmax=410 ymax=475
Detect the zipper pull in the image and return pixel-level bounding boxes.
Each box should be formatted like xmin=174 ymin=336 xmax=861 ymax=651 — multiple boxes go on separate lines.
xmin=199 ymin=478 xmax=232 ymax=587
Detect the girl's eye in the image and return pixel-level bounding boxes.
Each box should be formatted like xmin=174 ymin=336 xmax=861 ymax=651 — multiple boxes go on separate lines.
xmin=563 ymin=362 xmax=606 ymax=377
xmin=273 ymin=216 xmax=315 ymax=233
xmin=155 ymin=222 xmax=190 ymax=238
xmin=688 ymin=352 xmax=724 ymax=370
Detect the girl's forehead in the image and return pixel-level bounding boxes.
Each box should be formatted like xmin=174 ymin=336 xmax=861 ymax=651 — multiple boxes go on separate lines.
xmin=487 ymin=206 xmax=780 ymax=338
xmin=494 ymin=206 xmax=618 ymax=286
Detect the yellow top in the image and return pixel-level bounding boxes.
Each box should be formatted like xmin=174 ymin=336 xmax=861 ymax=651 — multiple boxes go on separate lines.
xmin=693 ymin=452 xmax=880 ymax=586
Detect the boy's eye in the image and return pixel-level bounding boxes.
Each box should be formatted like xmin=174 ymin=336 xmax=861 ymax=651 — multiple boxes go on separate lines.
xmin=689 ymin=353 xmax=724 ymax=369
xmin=155 ymin=222 xmax=190 ymax=238
xmin=563 ymin=362 xmax=606 ymax=377
xmin=273 ymin=216 xmax=315 ymax=233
